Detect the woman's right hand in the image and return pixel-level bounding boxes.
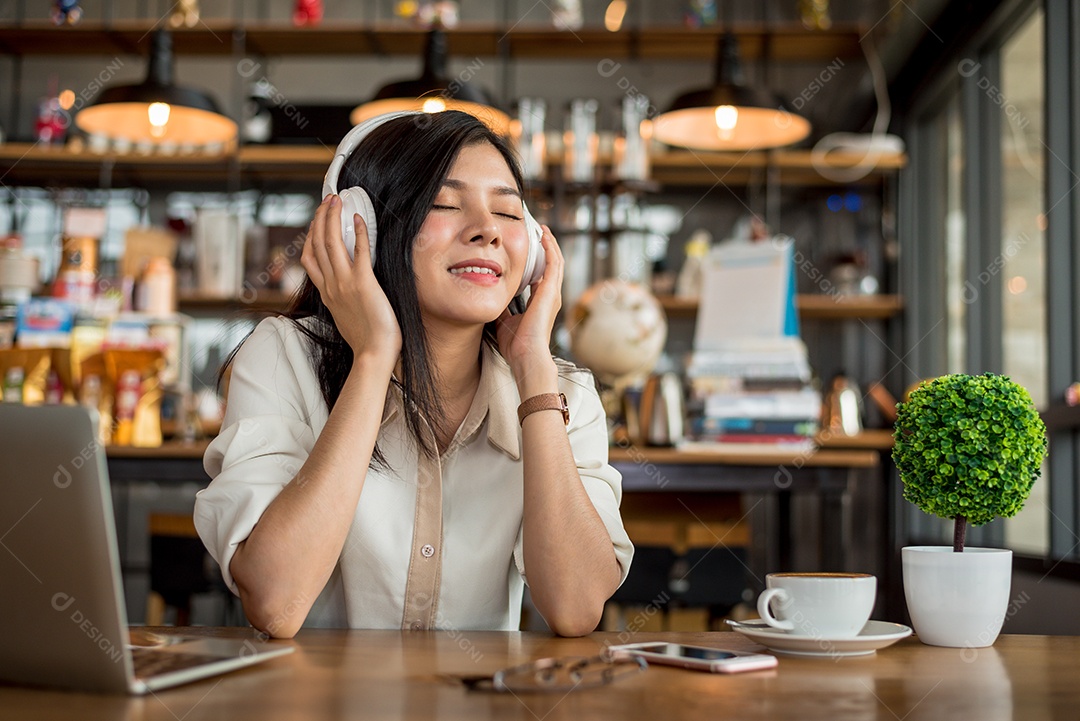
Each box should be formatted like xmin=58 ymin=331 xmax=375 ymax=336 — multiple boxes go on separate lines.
xmin=300 ymin=195 xmax=402 ymax=369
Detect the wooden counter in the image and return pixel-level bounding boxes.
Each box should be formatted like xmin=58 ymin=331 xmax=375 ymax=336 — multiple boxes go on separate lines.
xmin=104 ymin=438 xmax=881 ymax=575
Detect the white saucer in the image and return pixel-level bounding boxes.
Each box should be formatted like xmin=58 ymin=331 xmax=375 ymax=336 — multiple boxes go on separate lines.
xmin=726 ymin=620 xmax=913 ymax=657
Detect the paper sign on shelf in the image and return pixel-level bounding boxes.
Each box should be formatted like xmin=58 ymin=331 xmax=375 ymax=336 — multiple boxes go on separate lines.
xmin=694 ymin=236 xmax=798 ymax=350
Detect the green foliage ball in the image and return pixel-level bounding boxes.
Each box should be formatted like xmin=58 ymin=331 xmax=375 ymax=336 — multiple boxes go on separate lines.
xmin=892 ymin=373 xmax=1048 ymax=526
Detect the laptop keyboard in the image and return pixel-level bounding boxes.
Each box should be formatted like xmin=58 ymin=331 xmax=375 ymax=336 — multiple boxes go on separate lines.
xmin=130 ymin=647 xmax=230 ymax=679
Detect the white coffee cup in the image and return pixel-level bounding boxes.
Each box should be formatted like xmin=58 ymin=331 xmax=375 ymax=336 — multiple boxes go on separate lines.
xmin=756 ymin=572 xmax=876 ymax=638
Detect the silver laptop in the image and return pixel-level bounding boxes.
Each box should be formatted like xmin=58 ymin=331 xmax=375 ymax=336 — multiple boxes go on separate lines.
xmin=0 ymin=404 xmax=293 ymax=694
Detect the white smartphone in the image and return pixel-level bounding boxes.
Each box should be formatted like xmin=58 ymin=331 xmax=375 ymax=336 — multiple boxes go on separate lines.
xmin=605 ymin=642 xmax=778 ymax=674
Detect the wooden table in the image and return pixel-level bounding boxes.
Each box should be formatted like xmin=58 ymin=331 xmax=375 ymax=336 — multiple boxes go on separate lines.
xmin=1 ymin=628 xmax=1075 ymax=719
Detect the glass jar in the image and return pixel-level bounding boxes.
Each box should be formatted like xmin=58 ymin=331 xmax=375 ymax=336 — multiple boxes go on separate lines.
xmin=613 ymin=94 xmax=652 ymax=181
xmin=513 ymin=98 xmax=547 ymax=181
xmin=563 ymin=99 xmax=599 ymax=183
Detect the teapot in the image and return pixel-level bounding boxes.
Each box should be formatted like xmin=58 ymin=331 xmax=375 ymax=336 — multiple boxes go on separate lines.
xmin=821 ymin=373 xmax=863 ymax=436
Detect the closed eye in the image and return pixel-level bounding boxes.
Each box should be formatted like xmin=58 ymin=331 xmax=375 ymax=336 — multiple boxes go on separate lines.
xmin=432 ymin=204 xmax=458 ymax=210
xmin=497 ymin=213 xmax=523 ymax=220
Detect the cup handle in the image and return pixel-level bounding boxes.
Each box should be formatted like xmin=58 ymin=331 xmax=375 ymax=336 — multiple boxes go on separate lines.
xmin=757 ymin=588 xmax=795 ymax=631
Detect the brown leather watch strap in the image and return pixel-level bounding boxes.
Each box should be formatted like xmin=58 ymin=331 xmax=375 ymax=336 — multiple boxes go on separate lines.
xmin=517 ymin=392 xmax=569 ymax=426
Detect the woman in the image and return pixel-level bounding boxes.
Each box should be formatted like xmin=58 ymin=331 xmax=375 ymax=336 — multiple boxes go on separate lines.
xmin=194 ymin=111 xmax=633 ymax=638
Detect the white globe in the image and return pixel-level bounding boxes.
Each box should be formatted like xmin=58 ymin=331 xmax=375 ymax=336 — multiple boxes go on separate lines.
xmin=568 ymin=279 xmax=668 ymax=386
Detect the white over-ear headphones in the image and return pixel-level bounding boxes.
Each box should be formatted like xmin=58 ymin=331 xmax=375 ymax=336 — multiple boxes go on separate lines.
xmin=321 ymin=110 xmax=546 ymax=297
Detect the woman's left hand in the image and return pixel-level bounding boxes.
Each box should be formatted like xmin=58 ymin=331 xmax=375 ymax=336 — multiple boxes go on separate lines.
xmin=496 ymin=225 xmax=563 ymax=389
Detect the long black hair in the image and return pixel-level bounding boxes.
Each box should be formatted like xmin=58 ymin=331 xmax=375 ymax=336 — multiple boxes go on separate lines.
xmin=286 ymin=111 xmax=525 ymax=464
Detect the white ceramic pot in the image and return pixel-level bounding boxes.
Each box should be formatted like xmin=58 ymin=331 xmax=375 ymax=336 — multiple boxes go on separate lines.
xmin=902 ymin=546 xmax=1013 ymax=648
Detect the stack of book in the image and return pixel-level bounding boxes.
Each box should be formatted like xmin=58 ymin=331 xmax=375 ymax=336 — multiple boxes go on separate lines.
xmin=683 ymin=338 xmax=821 ymax=451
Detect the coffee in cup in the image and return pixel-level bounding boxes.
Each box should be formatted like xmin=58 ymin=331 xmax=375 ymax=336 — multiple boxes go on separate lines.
xmin=756 ymin=572 xmax=876 ymax=638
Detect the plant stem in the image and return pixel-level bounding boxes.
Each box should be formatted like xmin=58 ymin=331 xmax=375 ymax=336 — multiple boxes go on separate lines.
xmin=953 ymin=516 xmax=967 ymax=553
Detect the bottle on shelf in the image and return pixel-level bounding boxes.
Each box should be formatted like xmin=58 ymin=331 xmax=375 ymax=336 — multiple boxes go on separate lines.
xmin=138 ymin=257 xmax=178 ymax=317
xmin=676 ymin=230 xmax=712 ymax=298
xmin=3 ymin=366 xmax=24 ymax=403
xmin=613 ymin=94 xmax=652 ymax=182
xmin=513 ymin=98 xmax=547 ymax=182
xmin=564 ymin=99 xmax=599 ymax=184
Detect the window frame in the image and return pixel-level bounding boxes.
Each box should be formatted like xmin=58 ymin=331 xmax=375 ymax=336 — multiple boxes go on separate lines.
xmin=899 ymin=0 xmax=1080 ymax=562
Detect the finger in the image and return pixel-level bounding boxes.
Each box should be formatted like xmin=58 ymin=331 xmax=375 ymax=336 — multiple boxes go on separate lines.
xmin=541 ymin=225 xmax=565 ymax=273
xmin=323 ymin=197 xmax=355 ymax=272
xmin=351 ymin=213 xmax=375 ymax=277
xmin=532 ymin=229 xmax=565 ymax=297
xmin=301 ymin=216 xmax=326 ymax=289
xmin=309 ymin=195 xmax=335 ymax=278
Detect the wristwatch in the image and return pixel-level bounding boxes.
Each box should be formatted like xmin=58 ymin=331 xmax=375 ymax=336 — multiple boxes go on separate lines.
xmin=517 ymin=392 xmax=570 ymax=426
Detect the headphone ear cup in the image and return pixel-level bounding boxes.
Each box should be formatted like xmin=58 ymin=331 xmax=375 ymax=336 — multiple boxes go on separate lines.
xmin=337 ymin=187 xmax=378 ymax=264
xmin=517 ymin=204 xmax=546 ymax=296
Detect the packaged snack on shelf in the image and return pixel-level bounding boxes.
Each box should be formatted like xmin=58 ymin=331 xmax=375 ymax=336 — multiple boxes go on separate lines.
xmin=103 ymin=347 xmax=165 ymax=447
xmin=44 ymin=369 xmax=64 ymax=404
xmin=0 ymin=347 xmax=51 ymax=404
xmin=70 ymin=317 xmax=107 ymax=389
xmin=15 ymin=298 xmax=76 ymax=348
xmin=79 ymin=352 xmax=111 ymax=445
xmin=147 ymin=316 xmax=189 ymax=390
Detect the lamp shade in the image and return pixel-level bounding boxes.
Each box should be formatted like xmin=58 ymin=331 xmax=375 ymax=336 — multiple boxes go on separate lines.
xmin=653 ymin=33 xmax=810 ymax=151
xmin=75 ymin=29 xmax=237 ymax=146
xmin=350 ymin=29 xmax=510 ymax=135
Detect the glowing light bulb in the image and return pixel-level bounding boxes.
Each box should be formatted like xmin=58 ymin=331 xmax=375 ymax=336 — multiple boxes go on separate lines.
xmin=715 ymin=105 xmax=738 ymax=141
xmin=148 ymin=102 xmax=171 ymax=138
xmin=422 ymin=97 xmax=447 ymax=113
xmin=605 ymin=0 xmax=627 ymax=31
xmin=1008 ymin=276 xmax=1027 ymax=294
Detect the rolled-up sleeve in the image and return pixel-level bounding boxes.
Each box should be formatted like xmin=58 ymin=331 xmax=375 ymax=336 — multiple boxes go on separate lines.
xmin=513 ymin=373 xmax=635 ymax=587
xmin=194 ymin=318 xmax=320 ymax=594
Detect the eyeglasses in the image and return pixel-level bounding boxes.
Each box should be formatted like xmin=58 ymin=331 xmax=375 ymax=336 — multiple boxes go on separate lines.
xmin=457 ymin=654 xmax=648 ymax=693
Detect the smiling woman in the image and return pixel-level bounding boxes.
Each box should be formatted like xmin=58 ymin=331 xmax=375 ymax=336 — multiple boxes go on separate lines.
xmin=192 ymin=111 xmax=634 ymax=639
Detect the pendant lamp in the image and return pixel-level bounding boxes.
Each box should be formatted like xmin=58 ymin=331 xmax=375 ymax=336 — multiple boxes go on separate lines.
xmin=653 ymin=32 xmax=810 ymax=151
xmin=75 ymin=29 xmax=237 ymax=147
xmin=350 ymin=28 xmax=510 ymax=135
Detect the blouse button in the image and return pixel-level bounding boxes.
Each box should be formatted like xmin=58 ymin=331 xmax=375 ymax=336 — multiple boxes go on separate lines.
xmin=411 ymin=621 xmax=425 ymax=631
xmin=421 ymin=544 xmax=435 ymax=558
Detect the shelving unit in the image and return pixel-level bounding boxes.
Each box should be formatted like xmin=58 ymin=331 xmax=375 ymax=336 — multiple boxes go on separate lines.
xmin=0 ymin=13 xmax=906 ymax=622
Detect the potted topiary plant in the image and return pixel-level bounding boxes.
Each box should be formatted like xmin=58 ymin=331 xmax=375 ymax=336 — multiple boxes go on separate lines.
xmin=893 ymin=372 xmax=1048 ymax=648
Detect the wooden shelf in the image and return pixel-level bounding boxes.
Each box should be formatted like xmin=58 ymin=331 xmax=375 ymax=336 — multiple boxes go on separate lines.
xmin=0 ymin=21 xmax=866 ymax=61
xmin=608 ymin=444 xmax=878 ymax=468
xmin=795 ymin=294 xmax=905 ymax=319
xmin=177 ymin=292 xmax=903 ymax=320
xmin=815 ymin=428 xmax=894 ymax=450
xmin=658 ymin=294 xmax=904 ymax=320
xmin=1040 ymin=404 xmax=1080 ymax=432
xmin=178 ymin=290 xmax=294 ymax=312
xmin=649 ymin=149 xmax=907 ymax=186
xmin=0 ymin=143 xmax=906 ymax=190
xmin=106 ymin=439 xmax=211 ymax=459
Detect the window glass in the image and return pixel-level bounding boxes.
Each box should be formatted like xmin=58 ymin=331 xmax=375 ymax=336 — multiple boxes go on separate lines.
xmin=944 ymin=97 xmax=966 ymax=373
xmin=999 ymin=9 xmax=1048 ymax=555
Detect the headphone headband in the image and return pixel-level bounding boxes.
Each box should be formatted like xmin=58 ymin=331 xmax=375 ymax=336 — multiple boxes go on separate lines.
xmin=321 ymin=110 xmax=420 ymax=198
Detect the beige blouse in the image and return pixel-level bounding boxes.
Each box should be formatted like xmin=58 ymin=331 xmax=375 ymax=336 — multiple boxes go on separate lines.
xmin=194 ymin=317 xmax=634 ymax=632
